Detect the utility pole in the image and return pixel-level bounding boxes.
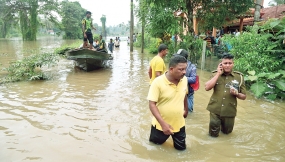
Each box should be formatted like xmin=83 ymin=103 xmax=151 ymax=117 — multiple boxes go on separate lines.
xmin=140 ymin=0 xmax=145 ymax=53
xmin=130 ymin=0 xmax=134 ymax=52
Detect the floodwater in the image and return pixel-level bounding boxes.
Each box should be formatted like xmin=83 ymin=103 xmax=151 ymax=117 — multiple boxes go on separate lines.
xmin=0 ymin=36 xmax=285 ymax=162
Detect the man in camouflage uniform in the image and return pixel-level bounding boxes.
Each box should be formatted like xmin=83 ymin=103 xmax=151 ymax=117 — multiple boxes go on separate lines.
xmin=82 ymin=11 xmax=96 ymax=49
xmin=205 ymin=53 xmax=246 ymax=137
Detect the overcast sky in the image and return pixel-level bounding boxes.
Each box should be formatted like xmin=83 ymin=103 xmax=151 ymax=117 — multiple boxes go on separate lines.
xmin=70 ymin=0 xmax=131 ymax=26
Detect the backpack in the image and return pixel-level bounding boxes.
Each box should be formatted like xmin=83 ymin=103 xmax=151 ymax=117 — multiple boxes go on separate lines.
xmin=187 ymin=63 xmax=199 ymax=91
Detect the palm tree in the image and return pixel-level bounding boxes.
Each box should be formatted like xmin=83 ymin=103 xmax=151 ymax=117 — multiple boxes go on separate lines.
xmin=100 ymin=15 xmax=106 ymax=39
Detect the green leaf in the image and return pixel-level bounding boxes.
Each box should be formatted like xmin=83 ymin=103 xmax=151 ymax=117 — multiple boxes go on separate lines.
xmin=248 ymin=70 xmax=255 ymax=76
xmin=268 ymin=73 xmax=281 ymax=79
xmin=266 ymin=93 xmax=277 ymax=100
xmin=278 ymin=70 xmax=285 ymax=76
xmin=248 ymin=75 xmax=258 ymax=81
xmin=270 ymin=20 xmax=280 ymax=28
xmin=277 ymin=92 xmax=285 ymax=98
xmin=244 ymin=76 xmax=249 ymax=81
xmin=257 ymin=72 xmax=269 ymax=78
xmin=266 ymin=44 xmax=278 ymax=50
xmin=274 ymin=79 xmax=285 ymax=91
xmin=250 ymin=82 xmax=267 ymax=98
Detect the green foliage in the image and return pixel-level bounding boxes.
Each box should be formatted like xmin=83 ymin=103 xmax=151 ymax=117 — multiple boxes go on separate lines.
xmin=106 ymin=23 xmax=129 ymax=36
xmin=0 ymin=0 xmax=59 ymax=40
xmin=100 ymin=15 xmax=107 ymax=38
xmin=245 ymin=70 xmax=285 ymax=100
xmin=60 ymin=1 xmax=86 ymax=39
xmin=250 ymin=81 xmax=267 ymax=98
xmin=147 ymin=38 xmax=162 ymax=54
xmin=220 ymin=18 xmax=285 ymax=101
xmin=1 ymin=53 xmax=59 ymax=83
xmin=144 ymin=1 xmax=182 ymax=41
xmin=143 ymin=0 xmax=252 ymax=36
xmin=180 ymin=35 xmax=203 ymax=63
xmin=222 ymin=24 xmax=284 ymax=74
xmin=197 ymin=0 xmax=253 ymax=30
xmin=268 ymin=0 xmax=285 ymax=6
xmin=54 ymin=40 xmax=82 ymax=55
xmin=0 ymin=0 xmax=17 ymax=38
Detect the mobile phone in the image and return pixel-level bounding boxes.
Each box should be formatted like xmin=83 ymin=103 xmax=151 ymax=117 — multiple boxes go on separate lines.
xmin=219 ymin=63 xmax=223 ymax=72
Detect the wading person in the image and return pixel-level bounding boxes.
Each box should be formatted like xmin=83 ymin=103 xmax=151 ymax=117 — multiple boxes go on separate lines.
xmin=147 ymin=55 xmax=188 ymax=150
xmin=175 ymin=49 xmax=196 ymax=112
xmin=82 ymin=11 xmax=96 ymax=49
xmin=148 ymin=44 xmax=168 ymax=85
xmin=108 ymin=38 xmax=114 ymax=53
xmin=205 ymin=53 xmax=246 ymax=137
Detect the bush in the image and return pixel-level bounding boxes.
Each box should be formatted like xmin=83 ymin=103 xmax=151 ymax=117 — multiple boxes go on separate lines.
xmin=1 ymin=53 xmax=59 ymax=83
xmin=222 ymin=18 xmax=285 ymax=100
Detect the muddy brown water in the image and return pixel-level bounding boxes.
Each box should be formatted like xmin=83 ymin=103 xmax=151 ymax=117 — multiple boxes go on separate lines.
xmin=0 ymin=36 xmax=285 ymax=161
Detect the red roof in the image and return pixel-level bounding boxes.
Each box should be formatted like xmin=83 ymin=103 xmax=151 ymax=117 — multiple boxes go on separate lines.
xmin=227 ymin=5 xmax=285 ymax=27
xmin=261 ymin=4 xmax=285 ymax=21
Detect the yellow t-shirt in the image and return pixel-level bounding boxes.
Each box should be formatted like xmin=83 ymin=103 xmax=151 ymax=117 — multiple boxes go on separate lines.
xmin=147 ymin=73 xmax=188 ymax=132
xmin=149 ymin=55 xmax=166 ymax=84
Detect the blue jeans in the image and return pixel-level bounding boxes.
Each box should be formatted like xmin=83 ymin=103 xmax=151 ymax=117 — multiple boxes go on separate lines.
xmin=187 ymin=94 xmax=194 ymax=112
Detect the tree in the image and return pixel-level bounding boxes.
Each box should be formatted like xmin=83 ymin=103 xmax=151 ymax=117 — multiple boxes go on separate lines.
xmin=0 ymin=0 xmax=17 ymax=38
xmin=60 ymin=0 xmax=85 ymax=39
xmin=0 ymin=0 xmax=59 ymax=40
xmin=138 ymin=0 xmax=147 ymax=53
xmin=100 ymin=15 xmax=106 ymax=39
xmin=139 ymin=0 xmax=253 ymax=38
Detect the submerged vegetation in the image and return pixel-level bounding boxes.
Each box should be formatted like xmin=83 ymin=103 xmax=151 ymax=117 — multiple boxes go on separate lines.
xmin=54 ymin=40 xmax=82 ymax=55
xmin=0 ymin=53 xmax=59 ymax=83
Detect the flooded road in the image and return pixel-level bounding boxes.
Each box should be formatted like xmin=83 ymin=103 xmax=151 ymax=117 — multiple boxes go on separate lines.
xmin=0 ymin=37 xmax=285 ymax=161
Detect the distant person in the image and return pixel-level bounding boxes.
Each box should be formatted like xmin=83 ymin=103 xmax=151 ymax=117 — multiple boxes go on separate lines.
xmin=127 ymin=36 xmax=130 ymax=45
xmin=215 ymin=35 xmax=221 ymax=45
xmin=148 ymin=44 xmax=168 ymax=85
xmin=93 ymin=39 xmax=99 ymax=48
xmin=171 ymin=35 xmax=176 ymax=41
xmin=133 ymin=33 xmax=136 ymax=42
xmin=147 ymin=55 xmax=188 ymax=150
xmin=205 ymin=53 xmax=246 ymax=137
xmin=108 ymin=38 xmax=114 ymax=53
xmin=96 ymin=39 xmax=107 ymax=53
xmin=114 ymin=37 xmax=120 ymax=48
xmin=204 ymin=32 xmax=215 ymax=52
xmin=175 ymin=49 xmax=196 ymax=112
xmin=176 ymin=34 xmax=182 ymax=43
xmin=82 ymin=11 xmax=96 ymax=49
xmin=235 ymin=29 xmax=240 ymax=37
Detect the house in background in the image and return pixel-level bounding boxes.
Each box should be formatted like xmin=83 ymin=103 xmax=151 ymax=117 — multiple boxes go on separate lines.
xmin=225 ymin=4 xmax=285 ymax=34
xmin=174 ymin=1 xmax=285 ymax=37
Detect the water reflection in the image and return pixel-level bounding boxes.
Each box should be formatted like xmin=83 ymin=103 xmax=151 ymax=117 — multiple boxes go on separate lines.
xmin=0 ymin=37 xmax=284 ymax=161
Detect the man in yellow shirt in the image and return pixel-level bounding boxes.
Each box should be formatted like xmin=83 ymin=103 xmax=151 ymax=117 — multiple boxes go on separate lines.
xmin=148 ymin=44 xmax=168 ymax=84
xmin=147 ymin=55 xmax=188 ymax=150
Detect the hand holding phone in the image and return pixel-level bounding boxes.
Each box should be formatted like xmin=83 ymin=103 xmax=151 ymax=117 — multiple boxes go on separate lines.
xmin=218 ymin=63 xmax=223 ymax=74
